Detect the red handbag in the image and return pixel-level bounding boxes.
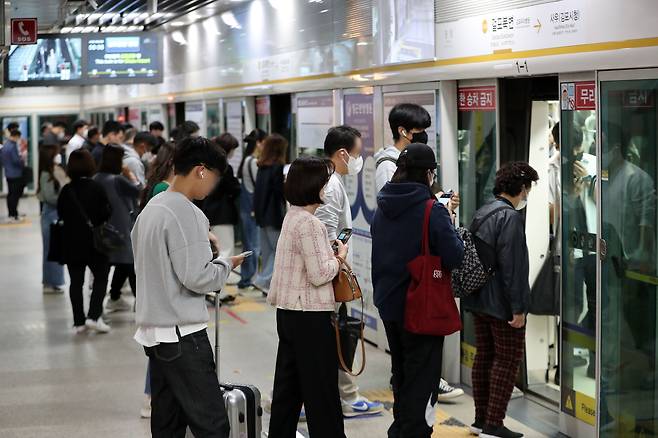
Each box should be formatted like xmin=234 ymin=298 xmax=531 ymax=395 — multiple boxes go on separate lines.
xmin=404 ymin=199 xmax=462 ymax=336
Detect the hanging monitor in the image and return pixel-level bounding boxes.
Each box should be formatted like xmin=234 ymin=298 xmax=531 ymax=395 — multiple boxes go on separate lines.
xmin=86 ymin=33 xmax=162 ymax=84
xmin=5 ymin=35 xmax=84 ymax=86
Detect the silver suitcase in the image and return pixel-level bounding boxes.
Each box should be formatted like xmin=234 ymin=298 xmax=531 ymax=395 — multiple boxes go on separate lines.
xmin=214 ymin=294 xmax=263 ymax=438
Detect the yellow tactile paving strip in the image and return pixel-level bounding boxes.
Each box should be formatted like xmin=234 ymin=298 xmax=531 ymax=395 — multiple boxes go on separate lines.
xmin=0 ymin=218 xmax=31 ymax=227
xmin=360 ymin=389 xmax=473 ymax=437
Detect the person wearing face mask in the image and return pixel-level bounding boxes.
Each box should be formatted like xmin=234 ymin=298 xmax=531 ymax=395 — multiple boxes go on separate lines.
xmin=314 ymin=125 xmax=386 ymax=418
xmin=65 ymin=119 xmax=89 ymax=163
xmin=375 ymin=103 xmax=432 ymax=192
xmin=462 ymin=161 xmax=539 ymax=438
xmin=371 ymin=143 xmax=464 ymax=437
xmin=202 ymin=133 xmax=243 ymax=291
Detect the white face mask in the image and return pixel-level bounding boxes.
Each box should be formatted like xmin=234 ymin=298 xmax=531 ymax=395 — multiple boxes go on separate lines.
xmin=515 ymin=189 xmax=528 ymax=210
xmin=53 ymin=154 xmax=62 ymax=165
xmin=82 ymin=129 xmax=89 ymax=138
xmin=344 ymin=152 xmax=363 ymax=176
xmin=57 ymin=131 xmax=65 ymax=140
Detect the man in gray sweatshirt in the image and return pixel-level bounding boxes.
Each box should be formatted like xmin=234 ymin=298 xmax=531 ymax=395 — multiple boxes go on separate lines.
xmin=132 ymin=136 xmax=245 ymax=437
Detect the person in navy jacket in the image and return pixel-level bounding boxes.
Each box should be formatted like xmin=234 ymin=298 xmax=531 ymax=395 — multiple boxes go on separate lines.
xmin=1 ymin=127 xmax=26 ymax=221
xmin=371 ymin=143 xmax=464 ymax=438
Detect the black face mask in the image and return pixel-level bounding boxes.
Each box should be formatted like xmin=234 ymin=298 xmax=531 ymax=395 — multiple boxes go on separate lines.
xmin=410 ymin=131 xmax=428 ymax=145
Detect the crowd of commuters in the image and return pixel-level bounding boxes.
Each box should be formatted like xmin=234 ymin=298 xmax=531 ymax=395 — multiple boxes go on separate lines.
xmin=0 ymin=99 xmax=540 ymax=438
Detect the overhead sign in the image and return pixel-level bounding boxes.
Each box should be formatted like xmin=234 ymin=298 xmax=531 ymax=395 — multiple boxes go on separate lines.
xmin=458 ymin=86 xmax=496 ymax=112
xmin=437 ymin=0 xmax=658 ymax=61
xmin=11 ymin=18 xmax=37 ymax=45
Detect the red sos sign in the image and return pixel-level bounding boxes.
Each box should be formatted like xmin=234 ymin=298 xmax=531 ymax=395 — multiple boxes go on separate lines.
xmin=11 ymin=18 xmax=38 ymax=45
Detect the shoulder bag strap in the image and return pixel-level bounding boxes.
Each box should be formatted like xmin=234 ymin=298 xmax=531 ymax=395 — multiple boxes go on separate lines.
xmin=333 ymin=295 xmax=367 ymax=377
xmin=247 ymin=156 xmax=256 ymax=187
xmin=470 ymin=205 xmax=513 ymax=234
xmin=376 ymin=156 xmax=398 ymax=169
xmin=421 ymin=199 xmax=434 ymax=256
xmin=67 ymin=185 xmax=93 ymax=229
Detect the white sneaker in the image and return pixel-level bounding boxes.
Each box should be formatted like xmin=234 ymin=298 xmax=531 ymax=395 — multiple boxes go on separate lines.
xmin=86 ymin=317 xmax=111 ymax=333
xmin=106 ymin=296 xmax=132 ymax=312
xmin=437 ymin=379 xmax=464 ymax=401
xmin=341 ymin=397 xmax=385 ymax=418
xmin=140 ymin=396 xmax=152 ymax=418
xmin=43 ymin=285 xmax=65 ymax=294
xmin=74 ymin=325 xmax=87 ymax=334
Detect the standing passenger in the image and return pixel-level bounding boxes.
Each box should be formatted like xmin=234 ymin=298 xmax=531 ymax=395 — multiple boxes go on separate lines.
xmin=203 ymin=134 xmax=242 ymax=285
xmin=132 ymin=136 xmax=245 ymax=437
xmin=236 ymin=129 xmax=267 ymax=290
xmin=268 ymin=156 xmax=347 ymax=438
xmin=123 ymin=131 xmax=157 ymax=189
xmin=141 ymin=142 xmax=176 ymax=207
xmin=1 ymin=128 xmax=26 ymax=222
xmin=253 ymin=134 xmax=288 ymax=293
xmin=94 ymin=120 xmax=126 ymax=166
xmin=57 ymin=149 xmax=113 ymax=333
xmin=371 ymin=143 xmax=464 ymax=437
xmin=463 ymin=162 xmax=538 ymax=438
xmin=315 ymin=126 xmax=385 ymax=417
xmin=65 ymin=119 xmax=89 ymax=162
xmin=38 ymin=144 xmax=67 ymax=293
xmin=94 ymin=145 xmax=141 ymax=312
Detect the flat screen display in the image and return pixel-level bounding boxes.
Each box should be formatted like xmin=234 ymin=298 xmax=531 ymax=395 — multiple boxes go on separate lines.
xmin=86 ymin=34 xmax=162 ymax=83
xmin=4 ymin=32 xmax=163 ymax=87
xmin=7 ymin=36 xmax=83 ymax=85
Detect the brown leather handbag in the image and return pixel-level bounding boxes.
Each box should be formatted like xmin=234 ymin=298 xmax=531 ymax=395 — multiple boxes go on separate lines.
xmin=332 ymin=256 xmax=362 ymax=302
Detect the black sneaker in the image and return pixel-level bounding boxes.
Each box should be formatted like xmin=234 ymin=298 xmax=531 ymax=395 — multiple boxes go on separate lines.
xmin=480 ymin=425 xmax=524 ymax=438
xmin=470 ymin=420 xmax=485 ymax=435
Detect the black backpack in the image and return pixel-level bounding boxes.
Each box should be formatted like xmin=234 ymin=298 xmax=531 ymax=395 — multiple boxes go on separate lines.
xmin=451 ymin=206 xmax=512 ymax=298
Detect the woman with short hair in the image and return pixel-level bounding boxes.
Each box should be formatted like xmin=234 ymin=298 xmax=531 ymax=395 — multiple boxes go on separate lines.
xmin=268 ymin=156 xmax=347 ymax=438
xmin=94 ymin=145 xmax=141 ymax=312
xmin=57 ymin=149 xmax=113 ymax=333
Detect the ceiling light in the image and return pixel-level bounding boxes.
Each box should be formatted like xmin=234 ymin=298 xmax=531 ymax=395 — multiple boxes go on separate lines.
xmin=83 ymin=26 xmax=97 ymax=33
xmin=320 ymin=9 xmax=329 ymax=13
xmin=202 ymin=18 xmax=221 ymax=35
xmin=221 ymin=11 xmax=241 ymax=29
xmin=70 ymin=26 xmax=83 ymax=33
xmin=172 ymin=30 xmax=187 ymax=45
xmin=357 ymin=41 xmax=369 ymax=46
xmin=170 ymin=21 xmax=186 ymax=27
xmin=61 ymin=27 xmax=72 ymax=33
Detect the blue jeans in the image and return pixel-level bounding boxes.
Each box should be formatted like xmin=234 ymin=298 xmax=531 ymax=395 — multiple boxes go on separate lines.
xmin=254 ymin=226 xmax=280 ymax=291
xmin=238 ymin=187 xmax=260 ymax=288
xmin=41 ymin=204 xmax=65 ymax=287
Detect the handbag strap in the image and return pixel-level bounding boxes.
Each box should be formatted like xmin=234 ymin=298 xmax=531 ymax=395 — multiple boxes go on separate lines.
xmin=67 ymin=185 xmax=93 ymax=229
xmin=333 ymin=295 xmax=367 ymax=377
xmin=420 ymin=199 xmax=434 ymax=256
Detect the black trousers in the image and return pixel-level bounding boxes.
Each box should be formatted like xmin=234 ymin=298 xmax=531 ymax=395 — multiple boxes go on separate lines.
xmin=67 ymin=261 xmax=110 ymax=327
xmin=6 ymin=177 xmax=25 ymax=218
xmin=145 ymin=329 xmax=229 ymax=438
xmin=110 ymin=263 xmax=136 ymax=300
xmin=269 ymin=309 xmax=345 ymax=438
xmin=384 ymin=320 xmax=444 ymax=438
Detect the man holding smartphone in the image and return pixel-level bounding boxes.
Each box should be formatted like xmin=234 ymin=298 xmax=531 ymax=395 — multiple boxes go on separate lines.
xmin=315 ymin=126 xmax=385 ymax=418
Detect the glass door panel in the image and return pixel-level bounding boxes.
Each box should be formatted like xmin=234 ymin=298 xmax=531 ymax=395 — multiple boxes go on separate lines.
xmin=560 ymin=92 xmax=597 ymax=426
xmin=600 ymin=75 xmax=658 ymax=436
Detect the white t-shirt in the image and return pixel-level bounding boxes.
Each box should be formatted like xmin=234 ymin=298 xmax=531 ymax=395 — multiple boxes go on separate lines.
xmin=65 ymin=134 xmax=86 ymax=162
xmin=375 ymin=146 xmax=401 ymax=192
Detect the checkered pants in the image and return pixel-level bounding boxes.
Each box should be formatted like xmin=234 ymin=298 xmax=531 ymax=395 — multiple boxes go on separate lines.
xmin=472 ymin=313 xmax=526 ymax=427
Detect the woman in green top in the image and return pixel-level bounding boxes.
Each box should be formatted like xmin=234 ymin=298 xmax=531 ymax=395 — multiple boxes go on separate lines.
xmin=141 ymin=142 xmax=176 ymax=208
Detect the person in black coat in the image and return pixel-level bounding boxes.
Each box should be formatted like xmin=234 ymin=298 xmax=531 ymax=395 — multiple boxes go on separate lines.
xmin=57 ymin=149 xmax=113 ymax=334
xmin=371 ymin=143 xmax=464 ymax=438
xmin=461 ymin=161 xmax=539 ymax=438
xmin=252 ymin=134 xmax=288 ymax=292
xmin=203 ymin=134 xmax=242 ymax=262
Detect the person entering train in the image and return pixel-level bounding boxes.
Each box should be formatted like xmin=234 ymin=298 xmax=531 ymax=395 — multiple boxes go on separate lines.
xmin=132 ymin=136 xmax=246 ymax=437
xmin=375 ymin=103 xmax=432 ymax=192
xmin=462 ymin=162 xmax=539 ymax=438
xmin=371 ymin=143 xmax=464 ymax=437
xmin=315 ymin=126 xmax=385 ymax=417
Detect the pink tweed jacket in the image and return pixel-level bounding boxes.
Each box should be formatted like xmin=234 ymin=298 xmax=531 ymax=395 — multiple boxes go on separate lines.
xmin=267 ymin=206 xmax=340 ymax=311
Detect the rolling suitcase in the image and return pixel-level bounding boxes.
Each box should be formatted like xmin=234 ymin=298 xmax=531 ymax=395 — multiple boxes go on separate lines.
xmin=214 ymin=294 xmax=263 ymax=438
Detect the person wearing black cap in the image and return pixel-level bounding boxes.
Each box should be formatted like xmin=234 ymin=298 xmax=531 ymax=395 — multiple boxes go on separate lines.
xmin=371 ymin=143 xmax=464 ymax=438
xmin=65 ymin=119 xmax=88 ymax=162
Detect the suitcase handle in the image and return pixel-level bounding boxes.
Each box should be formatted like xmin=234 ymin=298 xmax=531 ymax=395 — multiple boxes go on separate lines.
xmin=214 ymin=292 xmax=221 ymax=380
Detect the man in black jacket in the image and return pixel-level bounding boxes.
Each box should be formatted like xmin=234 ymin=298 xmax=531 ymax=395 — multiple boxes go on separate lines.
xmin=462 ymin=161 xmax=538 ymax=438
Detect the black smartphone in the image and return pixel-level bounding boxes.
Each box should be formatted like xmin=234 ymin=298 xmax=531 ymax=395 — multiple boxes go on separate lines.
xmin=336 ymin=228 xmax=353 ymax=244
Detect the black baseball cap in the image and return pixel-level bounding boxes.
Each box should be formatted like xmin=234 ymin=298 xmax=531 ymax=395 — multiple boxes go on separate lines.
xmin=397 ymin=143 xmax=437 ymax=169
xmin=244 ymin=128 xmax=267 ymax=143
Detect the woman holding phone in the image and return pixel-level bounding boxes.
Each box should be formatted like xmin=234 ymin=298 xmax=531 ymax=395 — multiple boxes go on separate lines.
xmin=267 ymin=156 xmax=347 ymax=438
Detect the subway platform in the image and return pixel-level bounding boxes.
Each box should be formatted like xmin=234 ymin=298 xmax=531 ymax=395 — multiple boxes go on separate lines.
xmin=0 ymin=198 xmax=559 ymax=438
